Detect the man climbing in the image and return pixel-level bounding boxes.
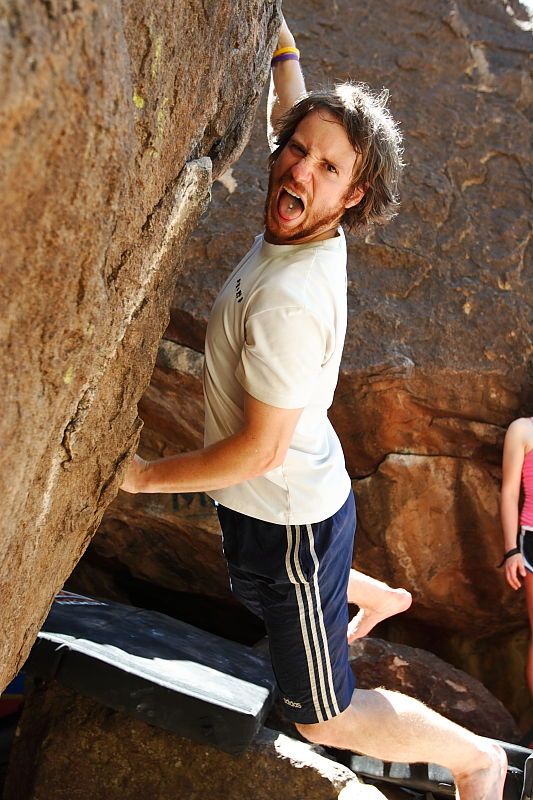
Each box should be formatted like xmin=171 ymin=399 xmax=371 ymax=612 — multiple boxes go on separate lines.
xmin=122 ymin=16 xmax=506 ymax=799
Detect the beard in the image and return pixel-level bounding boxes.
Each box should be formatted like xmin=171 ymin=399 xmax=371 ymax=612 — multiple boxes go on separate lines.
xmin=263 ymin=169 xmax=347 ymax=245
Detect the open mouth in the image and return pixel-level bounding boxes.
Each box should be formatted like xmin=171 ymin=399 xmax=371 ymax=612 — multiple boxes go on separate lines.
xmin=277 ymin=187 xmax=305 ymax=222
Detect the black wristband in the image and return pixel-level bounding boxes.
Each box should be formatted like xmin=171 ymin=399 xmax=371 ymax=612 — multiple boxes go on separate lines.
xmin=497 ymin=547 xmax=521 ymax=568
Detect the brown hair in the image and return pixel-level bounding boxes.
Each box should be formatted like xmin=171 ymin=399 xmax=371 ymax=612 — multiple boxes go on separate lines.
xmin=269 ymin=83 xmax=404 ymax=232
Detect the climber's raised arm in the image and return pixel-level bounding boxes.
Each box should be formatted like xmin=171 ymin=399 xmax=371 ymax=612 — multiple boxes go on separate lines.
xmin=267 ymin=16 xmax=306 ymax=150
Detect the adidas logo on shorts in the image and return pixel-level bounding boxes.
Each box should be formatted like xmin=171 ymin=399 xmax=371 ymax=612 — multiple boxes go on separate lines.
xmin=283 ymin=697 xmax=302 ymax=709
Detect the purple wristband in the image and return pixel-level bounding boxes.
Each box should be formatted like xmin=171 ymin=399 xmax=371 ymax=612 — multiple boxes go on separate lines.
xmin=271 ymin=52 xmax=300 ymax=66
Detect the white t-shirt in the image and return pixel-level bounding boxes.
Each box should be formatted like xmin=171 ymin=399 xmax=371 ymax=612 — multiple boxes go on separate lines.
xmin=204 ymin=229 xmax=351 ymax=525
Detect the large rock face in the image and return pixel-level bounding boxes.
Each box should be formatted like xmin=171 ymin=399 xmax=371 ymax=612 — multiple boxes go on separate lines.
xmin=76 ymin=0 xmax=531 ymax=728
xmin=0 ymin=0 xmax=281 ymax=690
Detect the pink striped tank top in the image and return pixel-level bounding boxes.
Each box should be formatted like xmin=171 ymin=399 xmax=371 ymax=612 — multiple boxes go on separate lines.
xmin=521 ymin=447 xmax=533 ymax=527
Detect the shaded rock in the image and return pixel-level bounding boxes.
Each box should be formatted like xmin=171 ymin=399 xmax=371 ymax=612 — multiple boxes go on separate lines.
xmin=396 ymin=624 xmax=533 ymax=738
xmin=348 ymin=637 xmax=520 ymax=742
xmin=73 ymin=339 xmax=222 ymax=598
xmin=451 ymin=626 xmax=532 ymax=735
xmin=138 ymin=339 xmax=205 ymax=456
xmin=87 ymin=490 xmax=228 ymax=601
xmin=4 ymin=681 xmax=384 ymax=800
xmin=70 ymin=340 xmax=235 ymax=606
xmin=262 ymin=635 xmax=520 ymax=743
xmin=0 ymin=0 xmax=281 ymax=690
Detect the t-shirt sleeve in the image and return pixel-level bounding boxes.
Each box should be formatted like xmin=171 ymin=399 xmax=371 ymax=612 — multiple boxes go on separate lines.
xmin=235 ymin=305 xmax=330 ymax=409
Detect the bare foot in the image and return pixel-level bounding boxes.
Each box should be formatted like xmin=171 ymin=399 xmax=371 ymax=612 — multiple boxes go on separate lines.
xmin=347 ymin=587 xmax=412 ymax=643
xmin=454 ymin=741 xmax=507 ymax=800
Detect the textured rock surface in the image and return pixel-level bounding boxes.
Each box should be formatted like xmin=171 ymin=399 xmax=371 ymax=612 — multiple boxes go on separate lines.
xmin=348 ymin=637 xmax=521 ymax=742
xmin=0 ymin=0 xmax=281 ymax=690
xmin=77 ymin=0 xmax=531 ymax=728
xmin=353 ymin=453 xmax=532 ymax=729
xmin=4 ymin=681 xmax=383 ymax=800
xmin=353 ymin=454 xmax=517 ymax=636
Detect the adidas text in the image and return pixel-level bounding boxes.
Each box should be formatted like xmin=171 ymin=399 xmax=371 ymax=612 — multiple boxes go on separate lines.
xmin=283 ymin=697 xmax=302 ymax=709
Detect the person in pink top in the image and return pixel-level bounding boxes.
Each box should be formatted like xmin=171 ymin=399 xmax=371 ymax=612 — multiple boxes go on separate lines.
xmin=500 ymin=416 xmax=533 ymax=695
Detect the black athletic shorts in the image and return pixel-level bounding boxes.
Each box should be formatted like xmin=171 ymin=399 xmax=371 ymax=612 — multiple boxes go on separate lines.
xmin=520 ymin=525 xmax=533 ymax=573
xmin=216 ymin=490 xmax=356 ymax=724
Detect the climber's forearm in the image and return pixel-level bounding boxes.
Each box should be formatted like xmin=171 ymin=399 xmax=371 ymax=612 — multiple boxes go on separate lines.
xmin=122 ymin=432 xmax=279 ymax=494
xmin=267 ymin=18 xmax=306 ymax=148
xmin=120 ymin=392 xmax=303 ymax=495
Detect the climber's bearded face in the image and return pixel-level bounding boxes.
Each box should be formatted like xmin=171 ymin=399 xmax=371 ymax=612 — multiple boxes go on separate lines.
xmin=264 ymin=108 xmax=364 ymax=245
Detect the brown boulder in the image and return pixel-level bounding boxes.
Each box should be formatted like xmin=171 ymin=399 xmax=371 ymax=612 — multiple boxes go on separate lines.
xmin=348 ymin=637 xmax=521 ymax=742
xmin=0 ymin=0 xmax=282 ymax=691
xmin=263 ymin=635 xmax=520 ymax=743
xmin=352 ymin=453 xmax=530 ymax=729
xmin=161 ymin=0 xmax=531 ymax=635
xmin=93 ymin=0 xmax=532 ymax=609
xmin=4 ymin=681 xmax=383 ymax=800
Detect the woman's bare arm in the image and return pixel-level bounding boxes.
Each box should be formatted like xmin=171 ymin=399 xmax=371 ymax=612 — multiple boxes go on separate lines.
xmin=500 ymin=419 xmax=527 ymax=589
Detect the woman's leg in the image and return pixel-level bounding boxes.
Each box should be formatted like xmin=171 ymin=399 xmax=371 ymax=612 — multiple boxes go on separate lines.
xmin=524 ymin=571 xmax=533 ymax=697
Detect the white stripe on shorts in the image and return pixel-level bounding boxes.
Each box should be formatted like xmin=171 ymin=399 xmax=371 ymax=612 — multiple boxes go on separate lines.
xmin=306 ymin=523 xmax=341 ymax=716
xmin=285 ymin=524 xmax=324 ymax=722
xmin=293 ymin=525 xmax=334 ymax=719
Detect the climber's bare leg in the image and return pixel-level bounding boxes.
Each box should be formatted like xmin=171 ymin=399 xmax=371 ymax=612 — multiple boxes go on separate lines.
xmin=347 ymin=569 xmax=412 ymax=642
xmin=296 ymin=688 xmax=506 ymax=800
